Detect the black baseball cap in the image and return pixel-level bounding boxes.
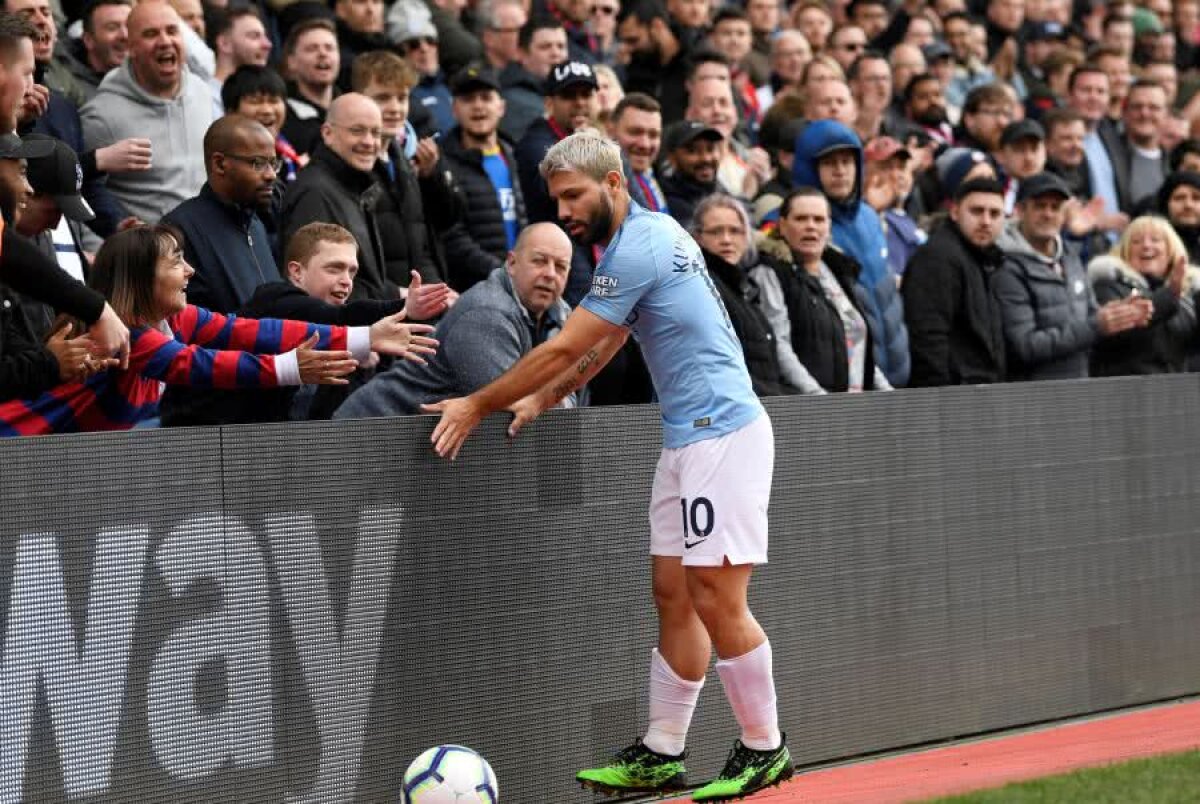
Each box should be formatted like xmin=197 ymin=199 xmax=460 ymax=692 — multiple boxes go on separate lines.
xmin=664 ymin=120 xmax=723 ymax=151
xmin=0 ymin=132 xmax=54 ymax=161
xmin=1017 ymin=171 xmax=1072 ymax=202
xmin=1024 ymin=20 xmax=1067 ymax=42
xmin=1000 ymin=119 xmax=1045 ymax=146
xmin=23 ymin=134 xmax=94 ymax=222
xmin=922 ymin=41 xmax=953 ymax=63
xmin=544 ymin=60 xmax=598 ymax=95
xmin=449 ymin=64 xmax=501 ymax=96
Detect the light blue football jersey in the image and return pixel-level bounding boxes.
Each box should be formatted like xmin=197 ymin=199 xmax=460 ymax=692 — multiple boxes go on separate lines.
xmin=581 ymin=201 xmax=762 ymax=448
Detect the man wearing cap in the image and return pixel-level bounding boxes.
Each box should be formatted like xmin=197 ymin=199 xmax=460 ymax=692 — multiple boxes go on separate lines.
xmin=793 ymin=118 xmax=910 ymax=386
xmin=161 ymin=116 xmax=279 ymax=314
xmin=16 ymin=134 xmax=92 ymax=284
xmin=863 ymin=135 xmax=925 ymax=279
xmin=997 ymin=119 xmax=1047 ymax=212
xmin=397 ymin=19 xmax=453 ymax=135
xmin=441 ymin=63 xmax=529 ymax=291
xmin=903 ymin=177 xmax=1008 ymax=387
xmin=657 ymin=120 xmax=724 ymax=230
xmin=515 ymin=57 xmax=599 ymax=303
xmin=993 ymin=172 xmax=1150 ymax=380
xmin=0 ymin=131 xmax=53 ymax=228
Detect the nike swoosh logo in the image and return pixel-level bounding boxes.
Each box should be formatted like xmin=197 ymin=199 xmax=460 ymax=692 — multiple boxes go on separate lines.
xmin=684 ymin=539 xmax=706 ymax=549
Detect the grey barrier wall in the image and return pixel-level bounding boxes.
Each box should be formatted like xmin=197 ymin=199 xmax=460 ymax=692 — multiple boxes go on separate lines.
xmin=2 ymin=376 xmax=1200 ymax=803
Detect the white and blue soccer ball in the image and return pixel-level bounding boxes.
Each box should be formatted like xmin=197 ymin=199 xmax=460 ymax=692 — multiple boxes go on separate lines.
xmin=402 ymin=744 xmax=499 ymax=803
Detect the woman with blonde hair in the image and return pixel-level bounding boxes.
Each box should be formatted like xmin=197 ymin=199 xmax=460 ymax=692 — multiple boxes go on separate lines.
xmin=1087 ymin=215 xmax=1198 ymax=375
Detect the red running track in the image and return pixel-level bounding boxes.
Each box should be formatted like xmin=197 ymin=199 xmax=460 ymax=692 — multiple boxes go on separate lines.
xmin=694 ymin=699 xmax=1200 ymax=803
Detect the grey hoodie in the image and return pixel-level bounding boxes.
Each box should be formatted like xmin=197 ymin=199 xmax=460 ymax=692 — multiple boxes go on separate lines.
xmin=80 ymin=62 xmax=213 ymax=224
xmin=993 ymin=219 xmax=1098 ymax=380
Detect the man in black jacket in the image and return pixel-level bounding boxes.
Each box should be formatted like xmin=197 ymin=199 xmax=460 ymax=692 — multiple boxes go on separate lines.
xmin=161 ymin=221 xmax=447 ymax=425
xmin=281 ymin=93 xmax=393 ymax=301
xmin=658 ymin=120 xmax=726 ymax=230
xmin=902 ymin=177 xmax=1009 ymax=386
xmin=441 ymin=64 xmax=528 ymax=292
xmin=162 ymin=116 xmax=279 ymax=313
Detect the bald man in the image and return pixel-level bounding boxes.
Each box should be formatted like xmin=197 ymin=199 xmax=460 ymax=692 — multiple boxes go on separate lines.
xmin=334 ymin=222 xmax=575 ymax=418
xmin=280 ymin=92 xmax=395 ymax=301
xmin=160 ymin=116 xmax=280 ymax=313
xmin=80 ymin=0 xmax=214 ymax=222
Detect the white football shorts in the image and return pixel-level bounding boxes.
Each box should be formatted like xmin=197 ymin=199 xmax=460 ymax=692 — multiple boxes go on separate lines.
xmin=648 ymin=412 xmax=774 ymax=566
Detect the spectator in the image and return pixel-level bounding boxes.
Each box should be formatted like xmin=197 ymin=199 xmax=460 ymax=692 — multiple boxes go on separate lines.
xmin=481 ymin=0 xmax=527 ymax=71
xmin=1088 ymin=216 xmax=1197 ymax=376
xmin=441 ymin=63 xmax=528 ymax=291
xmin=756 ymin=29 xmax=810 ymax=114
xmin=280 ymin=17 xmax=339 ymax=157
xmin=760 ymin=186 xmax=890 ymax=392
xmin=805 ymin=76 xmax=856 ymax=129
xmin=396 ymin=19 xmax=453 ymax=135
xmin=1158 ymin=171 xmax=1200 ymax=265
xmin=826 ymin=24 xmax=867 ymax=73
xmin=1120 ymin=80 xmax=1169 ymax=212
xmin=499 ymin=16 xmax=566 ymax=142
xmin=1043 ymin=107 xmax=1090 ymax=198
xmin=537 ymin=0 xmax=597 ymax=64
xmin=588 ymin=0 xmax=619 ymax=64
xmin=791 ymin=0 xmax=831 ymax=55
xmin=903 ymin=72 xmax=953 ymax=146
xmin=994 ymin=172 xmax=1149 ymax=380
xmin=862 ymin=135 xmax=924 ymax=279
xmin=658 ymin=120 xmax=724 ymax=229
xmin=0 ymin=290 xmax=103 ymax=402
xmin=60 ymin=0 xmax=129 ymax=103
xmin=6 ymin=0 xmax=86 ymax=108
xmin=903 ymin=177 xmax=1007 ymax=387
xmin=332 ymin=0 xmax=388 ymax=90
xmin=707 ymin=7 xmax=758 ymax=125
xmin=608 ymin=92 xmax=667 ymax=214
xmin=1093 ymin=44 xmax=1133 ymax=123
xmin=921 ymin=41 xmax=960 ymax=123
xmin=957 ymin=83 xmax=1013 ymax=156
xmin=1067 ymin=65 xmax=1125 ymax=230
xmin=750 ymin=99 xmax=805 ymax=226
xmin=848 ymin=51 xmax=889 ymax=142
xmin=353 ymin=50 xmax=453 ymax=290
xmin=334 ymin=222 xmax=573 ymax=418
xmin=997 ymin=119 xmax=1046 ymax=211
xmin=685 ymin=76 xmax=766 ymax=199
xmin=161 ymin=221 xmax=445 ymax=425
xmin=617 ymin=0 xmax=689 ymax=125
xmin=80 ymin=0 xmax=213 ymax=224
xmin=0 ymin=223 xmax=433 ymax=434
xmin=792 ymin=118 xmax=909 ymax=386
xmin=210 ymin=7 xmax=271 ymax=111
xmin=743 ymin=0 xmax=779 ymax=87
xmin=847 ymin=0 xmax=887 ymax=41
xmin=161 ymin=116 xmax=279 ymax=314
xmin=592 ymin=63 xmax=623 ymax=124
xmin=691 ymin=193 xmax=796 ymax=396
xmin=18 ymin=134 xmax=92 ymax=284
xmin=664 ymin=0 xmax=709 ymax=40
xmin=280 ymin=92 xmax=392 ymax=301
xmin=223 ymin=65 xmax=305 ymax=183
xmin=387 ymin=0 xmax=482 ymax=80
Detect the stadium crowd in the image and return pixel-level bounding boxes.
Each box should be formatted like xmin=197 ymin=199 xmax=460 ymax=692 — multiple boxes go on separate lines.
xmin=0 ymin=0 xmax=1199 ymax=434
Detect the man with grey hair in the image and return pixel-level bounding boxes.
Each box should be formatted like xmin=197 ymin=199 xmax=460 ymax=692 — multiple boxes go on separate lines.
xmin=334 ymin=222 xmax=573 ymax=417
xmin=424 ymin=131 xmax=792 ymax=801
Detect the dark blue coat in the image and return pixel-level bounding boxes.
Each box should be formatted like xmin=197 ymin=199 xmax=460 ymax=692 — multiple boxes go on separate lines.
xmin=162 ymin=183 xmax=280 ymax=314
xmin=793 ymin=119 xmax=910 ymax=386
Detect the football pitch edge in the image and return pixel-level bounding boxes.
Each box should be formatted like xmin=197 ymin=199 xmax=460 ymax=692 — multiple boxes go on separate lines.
xmin=672 ymin=697 xmax=1200 ymax=803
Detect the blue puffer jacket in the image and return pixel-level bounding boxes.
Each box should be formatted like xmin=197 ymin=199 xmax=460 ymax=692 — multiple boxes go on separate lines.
xmin=793 ymin=120 xmax=910 ymax=386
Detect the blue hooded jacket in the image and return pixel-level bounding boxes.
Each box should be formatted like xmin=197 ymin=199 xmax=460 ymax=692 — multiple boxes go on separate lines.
xmin=792 ymin=120 xmax=910 ymax=386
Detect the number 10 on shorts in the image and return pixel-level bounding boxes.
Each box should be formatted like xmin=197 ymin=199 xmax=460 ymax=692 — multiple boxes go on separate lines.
xmin=681 ymin=497 xmax=714 ymax=549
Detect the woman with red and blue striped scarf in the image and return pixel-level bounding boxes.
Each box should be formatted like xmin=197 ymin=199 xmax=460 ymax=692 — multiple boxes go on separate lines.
xmin=0 ymin=225 xmax=436 ymax=436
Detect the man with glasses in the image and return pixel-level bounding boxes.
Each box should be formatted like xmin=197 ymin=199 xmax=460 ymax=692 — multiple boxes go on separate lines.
xmin=481 ymin=0 xmax=527 ymax=70
xmin=162 ymin=115 xmax=280 ymax=314
xmin=957 ymin=83 xmax=1013 ymax=157
xmin=826 ymin=23 xmax=867 ymax=73
xmin=281 ymin=93 xmax=395 ymax=301
xmin=397 ymin=19 xmax=453 ymax=134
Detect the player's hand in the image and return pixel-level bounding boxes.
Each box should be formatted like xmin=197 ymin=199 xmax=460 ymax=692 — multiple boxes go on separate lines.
xmin=403 ymin=270 xmax=451 ymax=320
xmin=296 ymin=333 xmax=358 ymax=384
xmin=421 ymin=395 xmax=484 ymax=460
xmin=369 ymin=310 xmax=439 ymax=363
xmin=506 ymin=393 xmax=545 ymax=441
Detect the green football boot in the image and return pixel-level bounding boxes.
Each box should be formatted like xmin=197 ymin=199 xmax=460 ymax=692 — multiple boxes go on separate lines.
xmin=576 ymin=739 xmax=689 ymax=796
xmin=691 ymin=736 xmax=793 ymax=801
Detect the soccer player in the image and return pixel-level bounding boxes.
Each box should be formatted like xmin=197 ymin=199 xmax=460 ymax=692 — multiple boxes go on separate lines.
xmin=423 ymin=131 xmax=791 ymax=801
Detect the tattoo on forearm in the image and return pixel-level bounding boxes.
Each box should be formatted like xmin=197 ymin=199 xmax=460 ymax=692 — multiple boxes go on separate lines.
xmin=550 ymin=348 xmax=600 ymax=400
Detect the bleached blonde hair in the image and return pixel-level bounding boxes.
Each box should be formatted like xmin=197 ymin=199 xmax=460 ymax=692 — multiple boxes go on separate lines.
xmin=538 ymin=131 xmax=624 ymax=183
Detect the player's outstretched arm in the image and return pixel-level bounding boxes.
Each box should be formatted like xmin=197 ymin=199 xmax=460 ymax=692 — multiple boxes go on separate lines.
xmin=506 ymin=327 xmax=630 ymax=439
xmin=422 ymin=308 xmax=625 ymax=459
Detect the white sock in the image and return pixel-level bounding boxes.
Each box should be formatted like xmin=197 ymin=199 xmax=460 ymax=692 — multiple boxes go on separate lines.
xmin=714 ymin=640 xmax=781 ymax=751
xmin=642 ymin=648 xmax=704 ymax=756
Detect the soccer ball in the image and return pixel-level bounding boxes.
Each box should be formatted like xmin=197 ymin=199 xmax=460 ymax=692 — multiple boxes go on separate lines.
xmin=402 ymin=744 xmax=499 ymax=803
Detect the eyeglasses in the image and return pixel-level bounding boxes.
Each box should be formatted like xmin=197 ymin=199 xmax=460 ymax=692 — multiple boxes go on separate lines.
xmin=223 ymin=153 xmax=282 ymax=173
xmin=700 ymin=225 xmax=746 ymax=239
xmin=331 ymin=123 xmax=384 ymax=140
xmin=592 ymin=4 xmax=617 ymax=14
xmin=839 ymin=41 xmax=866 ymax=51
xmin=404 ymin=36 xmax=437 ymax=52
xmin=489 ymin=24 xmax=522 ymax=33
